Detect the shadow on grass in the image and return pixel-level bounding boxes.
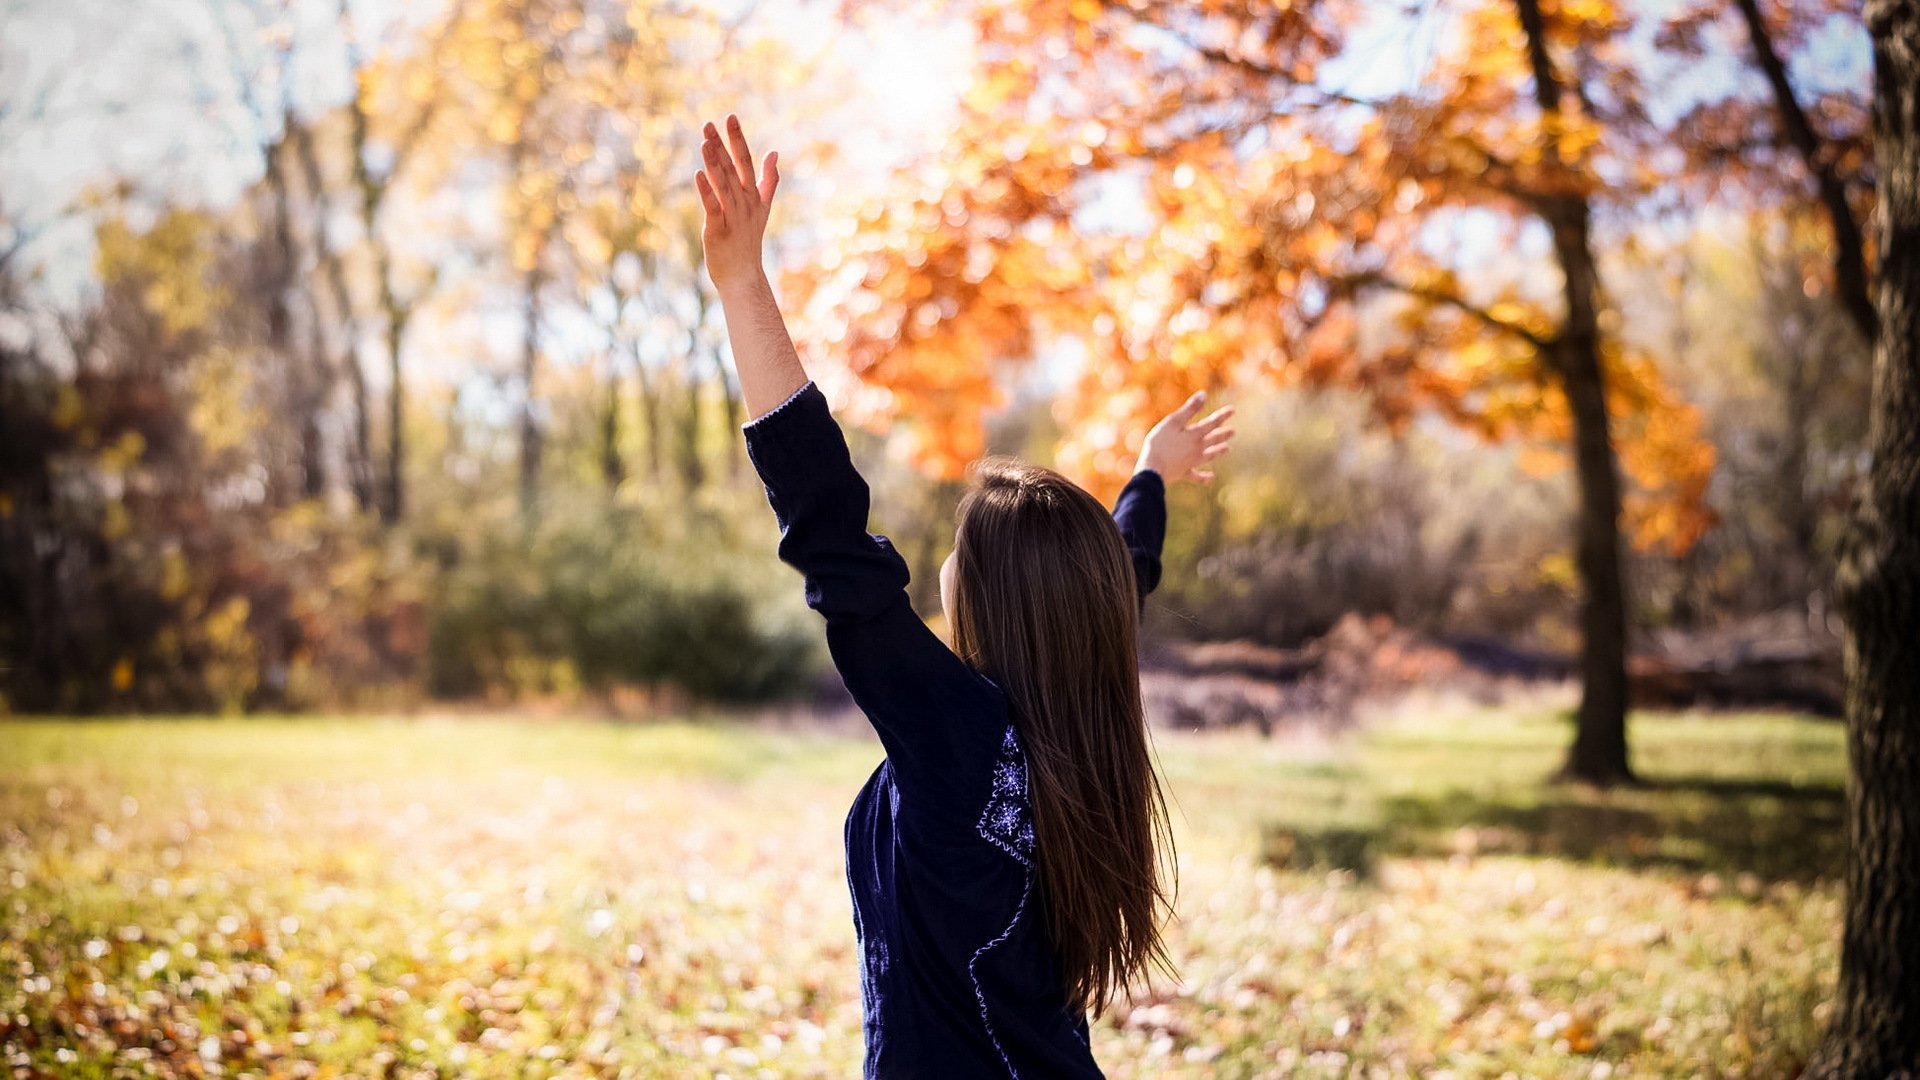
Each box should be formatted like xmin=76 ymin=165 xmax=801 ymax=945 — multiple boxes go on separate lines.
xmin=1263 ymin=774 xmax=1846 ymax=884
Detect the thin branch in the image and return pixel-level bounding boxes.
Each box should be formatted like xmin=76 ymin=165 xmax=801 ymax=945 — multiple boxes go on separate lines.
xmin=1096 ymin=0 xmax=1386 ymax=108
xmin=1731 ymin=0 xmax=1877 ymax=342
xmin=1338 ymin=269 xmax=1554 ymax=351
xmin=340 ymin=0 xmax=466 ymax=204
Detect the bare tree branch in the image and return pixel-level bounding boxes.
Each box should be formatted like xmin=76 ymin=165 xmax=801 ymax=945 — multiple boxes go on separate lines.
xmin=1732 ymin=0 xmax=1877 ymax=342
xmin=1337 ymin=269 xmax=1554 ymax=351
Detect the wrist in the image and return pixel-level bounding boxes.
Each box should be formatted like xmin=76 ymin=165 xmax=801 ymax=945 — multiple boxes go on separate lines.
xmin=714 ymin=267 xmax=772 ymax=302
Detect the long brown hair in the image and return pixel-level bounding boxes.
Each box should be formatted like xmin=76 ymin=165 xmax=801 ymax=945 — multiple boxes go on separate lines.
xmin=948 ymin=458 xmax=1176 ymax=1018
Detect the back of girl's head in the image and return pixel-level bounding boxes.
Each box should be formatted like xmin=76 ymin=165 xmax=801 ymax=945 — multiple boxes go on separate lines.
xmin=949 ymin=457 xmax=1175 ymax=1018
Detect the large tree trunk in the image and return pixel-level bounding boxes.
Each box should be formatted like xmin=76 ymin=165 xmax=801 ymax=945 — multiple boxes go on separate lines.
xmin=1551 ymin=244 xmax=1634 ymax=786
xmin=1807 ymin=1 xmax=1920 ymax=1074
xmin=1513 ymin=0 xmax=1635 ymax=785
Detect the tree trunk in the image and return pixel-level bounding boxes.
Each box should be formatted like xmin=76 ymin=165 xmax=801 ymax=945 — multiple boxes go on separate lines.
xmin=632 ymin=341 xmax=662 ymax=480
xmin=709 ymin=342 xmax=743 ymax=477
xmin=1783 ymin=328 xmax=1819 ymax=593
xmin=1553 ymin=284 xmax=1634 ymax=786
xmin=1807 ymin=1 xmax=1920 ymax=1074
xmin=1513 ymin=0 xmax=1635 ymax=785
xmin=601 ymin=356 xmax=625 ymax=492
xmin=693 ymin=281 xmax=743 ymax=476
xmin=260 ymin=126 xmax=324 ymax=506
xmin=286 ymin=114 xmax=375 ymax=514
xmin=346 ymin=93 xmax=409 ymax=525
xmin=338 ymin=0 xmax=418 ymax=525
xmin=677 ymin=340 xmax=706 ymax=493
xmin=383 ymin=301 xmax=406 ymax=523
xmin=519 ymin=252 xmax=546 ymax=524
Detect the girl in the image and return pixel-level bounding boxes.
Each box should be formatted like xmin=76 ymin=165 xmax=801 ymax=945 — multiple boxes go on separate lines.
xmin=696 ymin=115 xmax=1234 ymax=1079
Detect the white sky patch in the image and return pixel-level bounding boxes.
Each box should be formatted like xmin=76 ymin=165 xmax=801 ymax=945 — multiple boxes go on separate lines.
xmin=1319 ymin=0 xmax=1449 ymax=99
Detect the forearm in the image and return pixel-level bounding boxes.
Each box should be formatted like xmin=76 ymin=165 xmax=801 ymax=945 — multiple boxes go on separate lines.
xmin=717 ymin=271 xmax=810 ymax=422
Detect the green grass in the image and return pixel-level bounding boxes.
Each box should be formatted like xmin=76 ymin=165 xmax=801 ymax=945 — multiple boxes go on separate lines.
xmin=1 ymin=704 xmax=1844 ymax=1078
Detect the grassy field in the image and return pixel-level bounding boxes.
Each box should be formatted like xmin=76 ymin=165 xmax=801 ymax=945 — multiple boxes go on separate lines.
xmin=1 ymin=702 xmax=1846 ymax=1078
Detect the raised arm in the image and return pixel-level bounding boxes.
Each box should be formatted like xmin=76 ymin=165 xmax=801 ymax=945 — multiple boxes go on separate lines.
xmin=1117 ymin=392 xmax=1236 ymax=607
xmin=695 ymin=116 xmax=805 ymax=420
xmin=697 ymin=114 xmax=929 ymax=633
xmin=697 ymin=116 xmax=1006 ymax=822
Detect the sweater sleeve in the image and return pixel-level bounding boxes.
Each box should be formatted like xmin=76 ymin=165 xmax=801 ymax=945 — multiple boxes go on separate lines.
xmin=743 ymin=382 xmax=1005 ymax=818
xmin=1112 ymin=469 xmax=1168 ymax=608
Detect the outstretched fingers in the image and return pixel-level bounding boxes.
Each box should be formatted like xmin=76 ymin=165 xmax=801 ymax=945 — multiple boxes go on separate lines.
xmin=695 ymin=170 xmax=723 ymax=219
xmin=701 ymin=116 xmax=778 ymax=215
xmin=725 ymin=114 xmax=759 ymax=197
xmin=1169 ymin=390 xmax=1208 ymax=424
xmin=1190 ymin=404 xmax=1235 ymax=434
xmin=700 ymin=125 xmax=738 ymax=213
xmin=759 ymin=150 xmax=780 ymax=204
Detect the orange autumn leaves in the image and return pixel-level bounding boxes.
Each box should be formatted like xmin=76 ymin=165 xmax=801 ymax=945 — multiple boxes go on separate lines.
xmin=798 ymin=0 xmax=1728 ymax=554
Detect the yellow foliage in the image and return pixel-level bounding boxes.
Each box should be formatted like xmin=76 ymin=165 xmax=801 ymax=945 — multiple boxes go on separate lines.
xmin=95 ymin=210 xmax=226 ymax=337
xmin=199 ymin=595 xmax=258 ymax=715
xmin=161 ymin=548 xmax=191 ymax=603
xmin=189 ymin=347 xmax=262 ymax=458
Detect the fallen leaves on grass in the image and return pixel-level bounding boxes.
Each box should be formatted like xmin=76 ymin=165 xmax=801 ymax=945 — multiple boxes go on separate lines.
xmin=1 ymin=714 xmax=1840 ymax=1079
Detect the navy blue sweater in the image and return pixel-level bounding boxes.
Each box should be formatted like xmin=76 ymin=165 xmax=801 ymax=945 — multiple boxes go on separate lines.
xmin=744 ymin=382 xmax=1166 ymax=1080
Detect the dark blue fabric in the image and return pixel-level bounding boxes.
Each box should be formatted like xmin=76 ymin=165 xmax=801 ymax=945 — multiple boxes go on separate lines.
xmin=743 ymin=382 xmax=1167 ymax=1080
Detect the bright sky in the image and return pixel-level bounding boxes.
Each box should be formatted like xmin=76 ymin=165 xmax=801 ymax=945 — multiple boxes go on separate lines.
xmin=0 ymin=0 xmax=973 ymax=303
xmin=2 ymin=0 xmax=1871 ymax=273
xmin=0 ymin=0 xmax=1871 ymax=400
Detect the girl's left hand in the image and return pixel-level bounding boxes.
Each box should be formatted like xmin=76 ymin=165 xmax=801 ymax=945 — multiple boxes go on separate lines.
xmin=696 ymin=114 xmax=780 ymax=294
xmin=1137 ymin=392 xmax=1235 ymax=484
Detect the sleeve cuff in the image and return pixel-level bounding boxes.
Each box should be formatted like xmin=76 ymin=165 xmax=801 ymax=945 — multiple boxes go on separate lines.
xmin=742 ymin=381 xmax=849 ymax=498
xmin=1121 ymin=468 xmax=1166 ymax=501
xmin=743 ymin=380 xmax=818 ymax=431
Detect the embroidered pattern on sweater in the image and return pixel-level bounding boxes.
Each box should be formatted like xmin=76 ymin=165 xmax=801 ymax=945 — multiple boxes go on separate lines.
xmin=971 ymin=723 xmax=1038 ymax=1078
xmin=977 ymin=724 xmax=1036 ymax=866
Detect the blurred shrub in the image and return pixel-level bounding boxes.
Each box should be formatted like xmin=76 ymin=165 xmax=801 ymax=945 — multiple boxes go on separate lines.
xmin=0 ymin=228 xmax=423 ymax=715
xmin=426 ymin=495 xmax=820 ymax=705
xmin=1612 ymin=221 xmax=1870 ymax=628
xmin=1148 ymin=388 xmax=1575 ymax=650
xmin=0 ymin=206 xmax=819 ymax=715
